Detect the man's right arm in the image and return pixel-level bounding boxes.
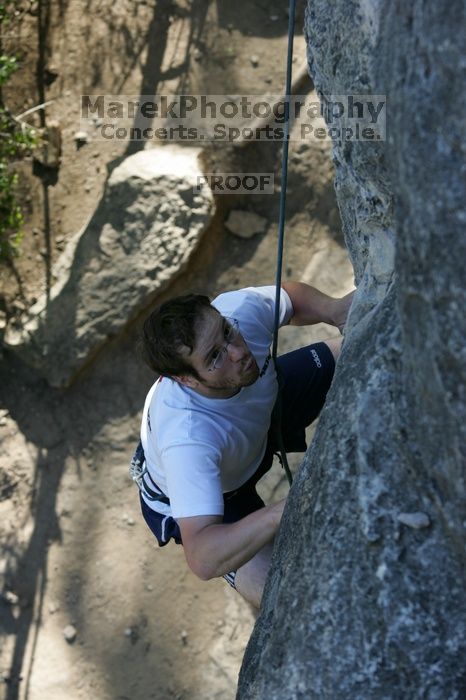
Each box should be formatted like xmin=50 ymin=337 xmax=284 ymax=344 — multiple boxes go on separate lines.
xmin=177 ymin=499 xmax=286 ymax=581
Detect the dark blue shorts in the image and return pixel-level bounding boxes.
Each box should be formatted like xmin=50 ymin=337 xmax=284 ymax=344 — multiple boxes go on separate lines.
xmin=139 ymin=341 xmax=335 ymax=554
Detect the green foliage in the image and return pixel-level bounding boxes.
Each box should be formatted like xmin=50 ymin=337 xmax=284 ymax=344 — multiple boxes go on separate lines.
xmin=0 ymin=166 xmax=23 ymax=258
xmin=0 ymin=53 xmax=18 ymax=85
xmin=0 ymin=5 xmax=39 ymax=261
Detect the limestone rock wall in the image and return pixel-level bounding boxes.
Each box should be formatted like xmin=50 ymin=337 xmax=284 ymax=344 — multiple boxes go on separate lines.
xmin=237 ymin=2 xmax=466 ymax=698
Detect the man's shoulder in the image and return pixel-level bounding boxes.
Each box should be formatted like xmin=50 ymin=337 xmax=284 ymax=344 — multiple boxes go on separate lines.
xmin=153 ymin=379 xmax=228 ymax=422
xmin=148 ymin=379 xmax=225 ymax=445
xmin=149 ymin=376 xmax=188 ymax=414
xmin=212 ymin=286 xmax=274 ymax=319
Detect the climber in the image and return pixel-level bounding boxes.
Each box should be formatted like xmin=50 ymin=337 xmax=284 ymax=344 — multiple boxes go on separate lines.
xmin=132 ymin=282 xmax=354 ymax=608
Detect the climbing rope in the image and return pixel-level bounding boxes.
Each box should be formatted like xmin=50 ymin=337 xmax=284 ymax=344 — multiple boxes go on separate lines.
xmin=271 ymin=0 xmax=297 ymax=487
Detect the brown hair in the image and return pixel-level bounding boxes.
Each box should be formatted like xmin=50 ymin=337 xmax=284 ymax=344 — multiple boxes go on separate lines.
xmin=141 ymin=294 xmax=213 ymax=379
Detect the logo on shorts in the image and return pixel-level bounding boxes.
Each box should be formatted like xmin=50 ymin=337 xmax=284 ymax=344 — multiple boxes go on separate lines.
xmin=310 ymin=348 xmax=322 ymax=368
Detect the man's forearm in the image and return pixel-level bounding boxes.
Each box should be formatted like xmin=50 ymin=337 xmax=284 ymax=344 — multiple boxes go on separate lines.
xmin=189 ymin=500 xmax=284 ymax=580
xmin=282 ymin=281 xmax=354 ymax=331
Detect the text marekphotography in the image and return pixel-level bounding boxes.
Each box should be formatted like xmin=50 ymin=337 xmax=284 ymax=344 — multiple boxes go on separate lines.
xmin=80 ymin=94 xmax=387 ymax=143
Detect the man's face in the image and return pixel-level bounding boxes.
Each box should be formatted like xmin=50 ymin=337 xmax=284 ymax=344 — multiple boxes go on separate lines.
xmin=176 ymin=308 xmax=260 ymax=398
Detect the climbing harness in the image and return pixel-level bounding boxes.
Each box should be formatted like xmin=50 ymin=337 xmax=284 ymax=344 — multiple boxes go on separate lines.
xmin=129 ymin=440 xmax=170 ymax=505
xmin=271 ymin=0 xmax=297 ymax=487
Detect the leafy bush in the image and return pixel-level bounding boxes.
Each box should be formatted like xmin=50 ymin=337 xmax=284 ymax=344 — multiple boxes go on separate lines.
xmin=0 ymin=7 xmax=38 ymax=260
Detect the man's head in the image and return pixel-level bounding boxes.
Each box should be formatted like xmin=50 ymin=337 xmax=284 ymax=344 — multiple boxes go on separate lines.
xmin=142 ymin=294 xmax=260 ymax=398
xmin=142 ymin=294 xmax=211 ymax=380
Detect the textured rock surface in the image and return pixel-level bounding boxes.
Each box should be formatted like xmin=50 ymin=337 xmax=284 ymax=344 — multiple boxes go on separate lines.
xmin=237 ymin=1 xmax=466 ymax=699
xmin=4 ymin=146 xmax=214 ymax=386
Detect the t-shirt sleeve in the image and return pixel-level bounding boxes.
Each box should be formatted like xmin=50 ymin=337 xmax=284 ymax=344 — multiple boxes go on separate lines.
xmin=213 ymin=285 xmax=293 ymax=329
xmin=242 ymin=285 xmax=293 ymax=327
xmin=162 ymin=443 xmax=225 ymax=519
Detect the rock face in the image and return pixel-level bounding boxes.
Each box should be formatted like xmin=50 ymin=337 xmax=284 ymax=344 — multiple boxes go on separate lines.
xmin=237 ymin=2 xmax=466 ymax=699
xmin=4 ymin=146 xmax=214 ymax=387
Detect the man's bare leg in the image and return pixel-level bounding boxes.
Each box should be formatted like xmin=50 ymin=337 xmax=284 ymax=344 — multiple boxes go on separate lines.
xmin=324 ymin=336 xmax=342 ymax=362
xmin=234 ymin=541 xmax=275 ymax=609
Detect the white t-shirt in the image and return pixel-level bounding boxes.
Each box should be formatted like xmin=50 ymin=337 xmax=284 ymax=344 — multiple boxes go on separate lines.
xmin=140 ymin=286 xmax=293 ymax=519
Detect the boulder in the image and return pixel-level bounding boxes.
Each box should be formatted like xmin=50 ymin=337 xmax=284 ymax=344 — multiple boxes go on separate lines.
xmin=237 ymin=1 xmax=466 ymax=698
xmin=4 ymin=146 xmax=214 ymax=386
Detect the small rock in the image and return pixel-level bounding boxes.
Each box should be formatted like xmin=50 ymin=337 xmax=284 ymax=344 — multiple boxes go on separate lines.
xmin=49 ymin=602 xmax=59 ymax=614
xmin=74 ymin=130 xmax=89 ymax=144
xmin=124 ymin=627 xmax=133 ymax=637
xmin=126 ymin=517 xmax=135 ymax=526
xmin=63 ymin=624 xmax=77 ymax=643
xmin=250 ymin=55 xmax=259 ymax=67
xmin=3 ymin=590 xmax=19 ymax=606
xmin=225 ymin=210 xmax=267 ymax=239
xmin=146 ymin=584 xmax=154 ymax=591
xmin=193 ymin=47 xmax=202 ymax=61
xmin=270 ymin=14 xmax=279 ymax=21
xmin=0 ymin=311 xmax=6 ymax=332
xmin=397 ymin=511 xmax=431 ymax=529
xmin=180 ymin=629 xmax=188 ymax=645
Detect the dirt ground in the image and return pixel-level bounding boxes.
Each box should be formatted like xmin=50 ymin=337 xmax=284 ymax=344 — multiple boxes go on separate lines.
xmin=0 ymin=2 xmax=353 ymax=698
